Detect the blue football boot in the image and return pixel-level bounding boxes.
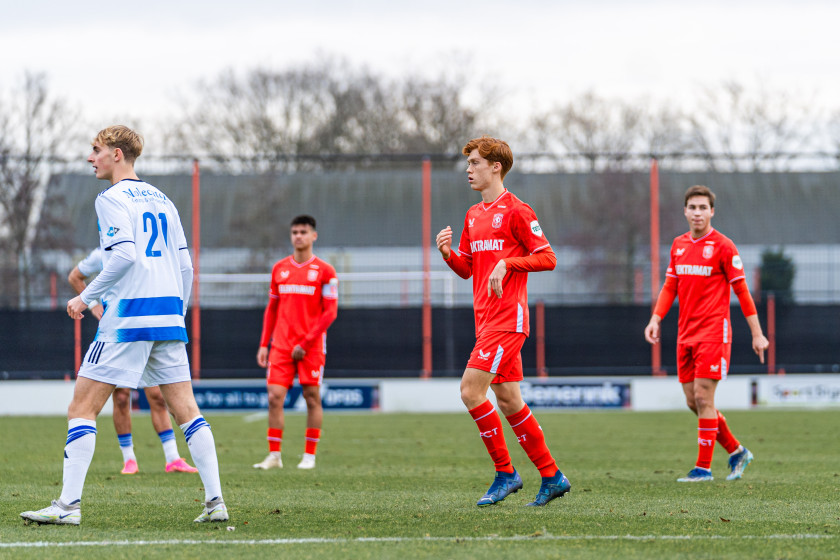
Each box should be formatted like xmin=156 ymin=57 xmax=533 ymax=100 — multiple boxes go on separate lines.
xmin=476 ymin=468 xmax=523 ymax=507
xmin=677 ymin=467 xmax=714 ymax=482
xmin=726 ymin=446 xmax=754 ymax=480
xmin=526 ymin=470 xmax=571 ymax=506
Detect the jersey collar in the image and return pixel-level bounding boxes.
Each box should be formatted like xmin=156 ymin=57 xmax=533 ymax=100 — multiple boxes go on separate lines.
xmin=687 ymin=227 xmax=715 ymax=243
xmin=480 ymin=189 xmax=510 ymax=211
xmin=288 ymin=255 xmax=316 ymax=268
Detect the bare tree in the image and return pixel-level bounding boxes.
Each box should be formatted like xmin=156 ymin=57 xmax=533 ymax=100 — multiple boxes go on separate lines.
xmin=0 ymin=72 xmax=80 ymax=308
xmin=168 ymin=58 xmax=497 ymax=171
xmin=688 ymin=80 xmax=819 ymax=171
xmin=531 ymin=91 xmax=645 ymax=172
xmin=397 ymin=73 xmax=484 ymax=154
xmin=528 ymin=92 xmax=687 ymax=300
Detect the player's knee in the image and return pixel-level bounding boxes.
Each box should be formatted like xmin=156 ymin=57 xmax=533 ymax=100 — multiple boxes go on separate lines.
xmin=112 ymin=389 xmax=131 ymax=409
xmin=267 ymin=391 xmax=285 ymax=408
xmin=694 ymin=393 xmax=714 ymax=412
xmin=459 ymin=386 xmax=481 ymax=408
xmin=146 ymin=392 xmax=166 ymax=410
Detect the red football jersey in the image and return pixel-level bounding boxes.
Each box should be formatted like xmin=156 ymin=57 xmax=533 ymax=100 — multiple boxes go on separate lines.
xmin=456 ymin=189 xmax=551 ymax=337
xmin=260 ymin=255 xmax=338 ymax=359
xmin=665 ymin=228 xmax=746 ymax=343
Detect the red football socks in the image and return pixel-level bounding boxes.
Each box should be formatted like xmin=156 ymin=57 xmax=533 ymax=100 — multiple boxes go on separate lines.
xmin=506 ymin=404 xmax=558 ymax=477
xmin=468 ymin=400 xmax=513 ymax=473
xmin=716 ymin=410 xmax=740 ymax=454
xmin=695 ymin=417 xmax=718 ymax=469
xmin=267 ymin=428 xmax=283 ymax=453
xmin=304 ymin=428 xmax=321 ymax=455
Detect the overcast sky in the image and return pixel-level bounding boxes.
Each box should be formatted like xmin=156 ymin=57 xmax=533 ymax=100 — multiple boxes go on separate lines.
xmin=2 ymin=0 xmax=839 ymax=128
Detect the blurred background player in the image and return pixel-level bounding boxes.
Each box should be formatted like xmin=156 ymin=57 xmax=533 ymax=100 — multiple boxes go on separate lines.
xmin=435 ymin=136 xmax=570 ymax=507
xmin=21 ymin=125 xmax=226 ymax=526
xmin=254 ymin=215 xmax=338 ymax=470
xmin=68 ymin=248 xmax=198 ymax=475
xmin=644 ymin=185 xmax=769 ymax=482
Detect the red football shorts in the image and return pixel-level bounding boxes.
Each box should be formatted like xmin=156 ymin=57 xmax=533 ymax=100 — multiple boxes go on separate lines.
xmin=267 ymin=349 xmax=325 ymax=388
xmin=677 ymin=341 xmax=731 ymax=383
xmin=466 ymin=331 xmax=526 ymax=384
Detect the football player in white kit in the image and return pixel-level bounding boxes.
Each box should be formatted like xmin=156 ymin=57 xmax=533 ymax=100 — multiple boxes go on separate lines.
xmin=21 ymin=125 xmax=227 ymax=525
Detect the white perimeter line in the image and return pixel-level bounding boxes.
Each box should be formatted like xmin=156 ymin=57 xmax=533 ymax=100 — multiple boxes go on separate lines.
xmin=0 ymin=534 xmax=834 ymax=548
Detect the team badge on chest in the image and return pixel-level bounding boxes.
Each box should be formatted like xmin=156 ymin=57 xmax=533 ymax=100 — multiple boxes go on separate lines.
xmin=702 ymin=245 xmax=714 ymax=259
xmin=307 ymin=269 xmax=319 ymax=282
xmin=492 ymin=213 xmax=504 ymax=229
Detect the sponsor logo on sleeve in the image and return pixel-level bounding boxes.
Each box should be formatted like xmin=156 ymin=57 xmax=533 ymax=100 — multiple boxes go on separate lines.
xmin=732 ymin=255 xmax=743 ymax=270
xmin=530 ymin=220 xmax=543 ymax=237
xmin=106 ymin=227 xmax=120 ymax=237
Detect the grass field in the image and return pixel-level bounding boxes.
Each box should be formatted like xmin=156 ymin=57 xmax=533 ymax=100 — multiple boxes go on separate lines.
xmin=1 ymin=408 xmax=839 ymax=559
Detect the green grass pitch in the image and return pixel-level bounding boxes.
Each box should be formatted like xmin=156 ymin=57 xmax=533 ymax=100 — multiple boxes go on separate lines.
xmin=1 ymin=408 xmax=839 ymax=559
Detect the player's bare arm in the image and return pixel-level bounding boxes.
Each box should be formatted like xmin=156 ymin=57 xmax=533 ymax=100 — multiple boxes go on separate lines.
xmin=257 ymin=346 xmax=269 ymax=368
xmin=644 ymin=315 xmax=662 ymax=344
xmin=487 ymin=259 xmax=507 ymax=298
xmin=744 ymin=315 xmax=769 ymax=363
xmin=436 ymin=226 xmax=452 ymax=259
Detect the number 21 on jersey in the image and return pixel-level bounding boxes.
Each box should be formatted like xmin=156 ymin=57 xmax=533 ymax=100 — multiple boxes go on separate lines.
xmin=143 ymin=212 xmax=169 ymax=257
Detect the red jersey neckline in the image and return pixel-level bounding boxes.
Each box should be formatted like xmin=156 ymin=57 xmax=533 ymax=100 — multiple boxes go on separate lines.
xmin=287 ymin=255 xmax=317 ymax=268
xmin=687 ymin=228 xmax=715 ymax=244
xmin=480 ymin=189 xmax=510 ymax=211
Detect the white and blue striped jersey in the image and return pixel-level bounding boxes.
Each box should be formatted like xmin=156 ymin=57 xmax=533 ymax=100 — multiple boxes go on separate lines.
xmin=93 ymin=179 xmax=190 ymax=343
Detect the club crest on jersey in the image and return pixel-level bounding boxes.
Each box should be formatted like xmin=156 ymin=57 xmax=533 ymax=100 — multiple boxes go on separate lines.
xmin=492 ymin=213 xmax=504 ymax=229
xmin=530 ymin=220 xmax=543 ymax=237
xmin=702 ymin=245 xmax=714 ymax=259
xmin=280 ymin=270 xmax=290 ymax=279
xmin=307 ymin=269 xmax=319 ymax=282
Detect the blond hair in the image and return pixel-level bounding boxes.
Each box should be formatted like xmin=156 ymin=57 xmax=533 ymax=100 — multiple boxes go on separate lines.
xmin=92 ymin=125 xmax=144 ymax=163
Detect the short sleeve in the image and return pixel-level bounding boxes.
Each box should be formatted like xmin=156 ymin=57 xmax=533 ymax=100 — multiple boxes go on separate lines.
xmin=169 ymin=203 xmax=189 ymax=250
xmin=512 ymin=204 xmax=550 ymax=254
xmin=95 ymin=195 xmax=133 ymax=250
xmin=457 ymin=212 xmax=473 ymax=257
xmin=665 ymin=240 xmax=678 ymax=279
xmin=721 ymin=240 xmax=746 ymax=283
xmin=77 ymin=248 xmax=103 ymax=276
xmin=322 ymin=265 xmax=339 ymax=300
xmin=268 ymin=262 xmax=280 ymax=298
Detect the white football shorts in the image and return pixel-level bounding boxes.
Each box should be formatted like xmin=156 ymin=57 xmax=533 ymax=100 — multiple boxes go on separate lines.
xmin=78 ymin=340 xmax=191 ymax=389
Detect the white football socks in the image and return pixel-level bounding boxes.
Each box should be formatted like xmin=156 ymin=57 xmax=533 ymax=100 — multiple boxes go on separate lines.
xmin=158 ymin=429 xmax=180 ymax=463
xmin=180 ymin=416 xmax=223 ymax=502
xmin=59 ymin=418 xmax=97 ymax=506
